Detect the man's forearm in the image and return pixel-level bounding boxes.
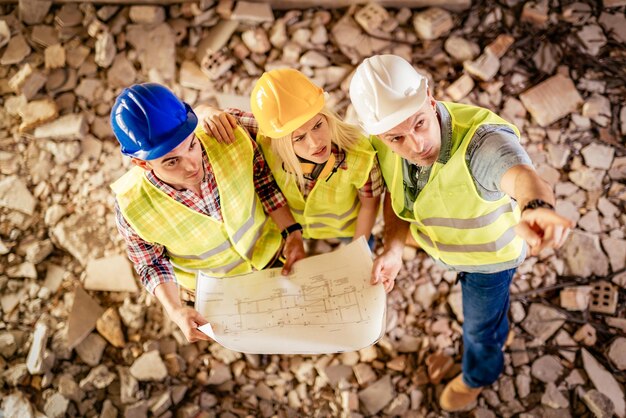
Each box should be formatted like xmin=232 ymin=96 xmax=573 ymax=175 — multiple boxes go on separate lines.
xmin=354 ymin=195 xmax=380 ymax=241
xmin=382 ymin=193 xmax=410 ymax=254
xmin=268 ymin=205 xmax=298 ymax=230
xmin=500 ymin=165 xmax=555 ymax=209
xmin=154 ymin=281 xmax=183 ymax=316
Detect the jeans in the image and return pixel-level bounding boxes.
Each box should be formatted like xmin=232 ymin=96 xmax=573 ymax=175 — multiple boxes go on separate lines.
xmin=458 ymin=268 xmax=516 ymax=388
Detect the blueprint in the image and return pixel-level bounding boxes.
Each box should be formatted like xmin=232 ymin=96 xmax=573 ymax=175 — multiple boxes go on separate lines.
xmin=195 ymin=237 xmax=386 ymax=354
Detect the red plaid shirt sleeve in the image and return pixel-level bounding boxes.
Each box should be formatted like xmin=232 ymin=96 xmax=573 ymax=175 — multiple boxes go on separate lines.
xmin=226 ymin=108 xmax=259 ymax=138
xmin=250 ymin=138 xmax=287 ymax=213
xmin=115 ymin=202 xmax=176 ymax=295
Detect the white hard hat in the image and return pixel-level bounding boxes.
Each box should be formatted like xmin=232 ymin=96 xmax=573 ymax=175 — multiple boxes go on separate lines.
xmin=349 ymin=55 xmax=428 ymax=135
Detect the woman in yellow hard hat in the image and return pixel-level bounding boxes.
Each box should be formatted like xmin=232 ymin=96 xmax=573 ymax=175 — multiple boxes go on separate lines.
xmin=200 ymin=68 xmax=383 ymax=251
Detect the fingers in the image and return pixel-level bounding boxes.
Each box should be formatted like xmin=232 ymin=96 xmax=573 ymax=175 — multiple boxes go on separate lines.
xmin=515 ymin=222 xmax=542 ymax=256
xmin=226 ymin=113 xmax=238 ymax=129
xmin=218 ymin=114 xmax=236 ymax=143
xmin=188 ymin=328 xmax=211 ymax=342
xmin=371 ymin=258 xmax=384 ymax=285
xmin=383 ymin=277 xmax=395 ymax=293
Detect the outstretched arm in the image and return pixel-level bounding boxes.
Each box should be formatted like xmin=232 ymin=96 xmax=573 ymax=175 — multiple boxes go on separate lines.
xmin=500 ymin=164 xmax=574 ymax=256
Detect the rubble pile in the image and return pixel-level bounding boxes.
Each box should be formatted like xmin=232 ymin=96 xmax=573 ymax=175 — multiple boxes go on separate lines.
xmin=0 ymin=0 xmax=624 ymax=417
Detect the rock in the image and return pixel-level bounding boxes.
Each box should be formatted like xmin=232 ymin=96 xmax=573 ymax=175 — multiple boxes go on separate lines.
xmin=33 ymin=113 xmax=88 ymax=140
xmin=599 ymin=12 xmax=626 ymax=43
xmin=107 ymin=54 xmax=137 ymax=88
xmin=58 ymin=374 xmax=84 ymax=403
xmin=0 ymin=332 xmax=17 ymax=358
xmin=79 ymin=364 xmax=116 ymax=390
xmin=358 ymin=374 xmax=394 ymax=415
xmin=510 ymin=338 xmax=530 ymax=367
xmin=241 ymin=27 xmax=271 ymax=54
xmin=577 ymin=24 xmax=607 ymax=56
xmin=100 ymin=399 xmax=118 ymax=418
xmin=95 ymin=32 xmax=116 ymax=68
xmin=582 ymin=349 xmax=625 ymax=418
xmin=353 ymin=363 xmax=377 ymax=386
xmin=516 ymin=374 xmax=531 ymax=399
xmin=384 ymin=393 xmax=410 ymax=416
xmin=26 ymin=321 xmax=50 ymax=374
xmin=130 ymin=350 xmax=168 ymax=381
xmin=581 ymin=143 xmax=614 ymax=170
xmin=542 ymin=382 xmax=569 ymax=409
xmin=560 ymin=286 xmax=591 ymax=311
xmin=126 ymin=23 xmax=177 ymax=80
xmin=75 ymin=333 xmax=107 ymax=366
xmin=66 ymin=286 xmax=105 ymax=349
xmin=531 ymin=355 xmax=564 ymax=383
xmin=19 ymin=98 xmax=58 ymax=132
xmin=601 ymin=238 xmax=626 ymax=272
xmin=413 ymin=7 xmax=453 ymax=40
xmin=547 ymin=143 xmax=571 ymax=169
xmin=85 ymin=255 xmax=139 ymax=292
xmin=485 ymin=34 xmax=515 ymax=58
xmin=519 ymin=74 xmax=583 ymax=127
xmin=7 ymin=262 xmax=37 ymax=279
xmin=561 ymin=231 xmax=609 ymax=277
xmin=0 ymin=20 xmax=10 ymax=49
xmin=425 ymin=352 xmax=453 ymax=384
xmin=231 ymin=1 xmax=274 ymax=23
xmin=578 ymin=210 xmax=602 ymax=233
xmin=2 ymin=392 xmax=34 ymax=418
xmin=554 ymin=330 xmax=577 ymax=362
xmin=444 ymin=36 xmax=480 ymax=62
xmin=608 ymin=338 xmax=626 ymax=370
xmin=51 ymin=214 xmax=109 ymax=264
xmin=464 ymin=52 xmax=500 ymax=82
xmin=1 ymin=35 xmax=31 ymax=65
xmin=589 ymin=281 xmax=618 ymax=315
xmin=96 ymin=307 xmax=125 ymax=348
xmin=9 ymin=64 xmax=46 ymax=100
xmin=521 ymin=304 xmax=566 ymax=343
xmin=45 ymin=44 xmax=66 ymax=70
xmin=446 ymin=74 xmax=474 ymax=101
xmin=521 ymin=0 xmax=548 ymax=26
xmin=179 ymin=60 xmax=213 ymax=90
xmin=582 ymin=389 xmax=614 ymax=418
xmin=414 ymin=281 xmax=437 ymax=309
xmin=43 ymin=393 xmax=69 ymax=418
xmin=129 ymin=5 xmax=165 ymax=24
xmin=300 ymin=50 xmax=330 ymax=68
xmin=118 ymin=366 xmax=139 ymax=404
xmin=206 ymin=361 xmax=231 ymax=385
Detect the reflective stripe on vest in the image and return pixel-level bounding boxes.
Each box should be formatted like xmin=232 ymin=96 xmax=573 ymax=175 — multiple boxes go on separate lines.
xmin=111 ymin=126 xmax=282 ymax=290
xmin=373 ymin=101 xmax=525 ymax=269
xmin=259 ymin=134 xmax=377 ymax=239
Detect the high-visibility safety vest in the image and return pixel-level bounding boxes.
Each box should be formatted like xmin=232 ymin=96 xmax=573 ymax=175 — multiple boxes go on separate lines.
xmin=258 ymin=135 xmax=377 ymax=239
xmin=374 ymin=101 xmax=525 ymax=271
xmin=111 ymin=127 xmax=282 ymax=291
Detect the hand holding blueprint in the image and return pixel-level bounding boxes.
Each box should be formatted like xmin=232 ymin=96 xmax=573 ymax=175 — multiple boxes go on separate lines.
xmin=195 ymin=237 xmax=386 ymax=354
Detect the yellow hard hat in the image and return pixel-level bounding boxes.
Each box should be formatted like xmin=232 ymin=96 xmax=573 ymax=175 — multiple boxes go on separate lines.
xmin=250 ymin=68 xmax=325 ymax=138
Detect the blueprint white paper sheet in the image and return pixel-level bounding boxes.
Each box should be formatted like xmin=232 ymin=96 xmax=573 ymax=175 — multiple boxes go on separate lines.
xmin=195 ymin=237 xmax=386 ymax=354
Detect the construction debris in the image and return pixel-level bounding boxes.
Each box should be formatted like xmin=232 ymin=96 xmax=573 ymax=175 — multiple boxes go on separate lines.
xmin=0 ymin=1 xmax=624 ymax=417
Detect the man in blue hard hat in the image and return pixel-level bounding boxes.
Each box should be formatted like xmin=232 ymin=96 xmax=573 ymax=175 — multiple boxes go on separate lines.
xmin=110 ymin=83 xmax=305 ymax=343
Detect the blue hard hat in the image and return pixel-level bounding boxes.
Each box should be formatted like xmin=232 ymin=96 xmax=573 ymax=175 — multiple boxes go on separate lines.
xmin=110 ymin=83 xmax=198 ymax=161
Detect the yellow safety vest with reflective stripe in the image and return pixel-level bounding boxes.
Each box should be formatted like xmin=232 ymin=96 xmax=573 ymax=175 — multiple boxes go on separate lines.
xmin=258 ymin=135 xmax=377 ymax=239
xmin=374 ymin=101 xmax=525 ymax=270
xmin=111 ymin=126 xmax=282 ymax=291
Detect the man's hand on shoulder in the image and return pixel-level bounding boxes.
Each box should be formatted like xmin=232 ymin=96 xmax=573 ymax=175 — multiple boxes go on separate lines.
xmin=195 ymin=104 xmax=238 ymax=144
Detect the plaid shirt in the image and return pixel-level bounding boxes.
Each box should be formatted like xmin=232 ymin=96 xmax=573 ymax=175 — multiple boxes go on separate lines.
xmin=226 ymin=108 xmax=384 ymax=199
xmin=115 ymin=138 xmax=286 ymax=295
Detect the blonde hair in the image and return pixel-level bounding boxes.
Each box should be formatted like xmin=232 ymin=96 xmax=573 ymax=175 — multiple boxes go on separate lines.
xmin=265 ymin=107 xmax=364 ymax=189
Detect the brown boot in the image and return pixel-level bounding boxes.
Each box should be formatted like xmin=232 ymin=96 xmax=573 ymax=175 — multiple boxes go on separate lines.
xmin=439 ymin=374 xmax=482 ymax=412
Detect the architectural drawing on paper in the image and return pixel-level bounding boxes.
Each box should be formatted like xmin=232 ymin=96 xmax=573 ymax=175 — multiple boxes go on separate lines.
xmin=202 ymin=274 xmax=375 ymax=334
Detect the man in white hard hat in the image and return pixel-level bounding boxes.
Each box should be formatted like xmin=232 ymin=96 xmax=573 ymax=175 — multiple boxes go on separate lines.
xmin=349 ymin=55 xmax=574 ymax=412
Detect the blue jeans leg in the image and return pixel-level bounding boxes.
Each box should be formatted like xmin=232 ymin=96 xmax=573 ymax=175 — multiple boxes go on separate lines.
xmin=459 ymin=268 xmax=516 ymax=388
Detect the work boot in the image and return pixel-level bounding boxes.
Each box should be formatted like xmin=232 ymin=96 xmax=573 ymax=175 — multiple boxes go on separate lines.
xmin=439 ymin=374 xmax=482 ymax=412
